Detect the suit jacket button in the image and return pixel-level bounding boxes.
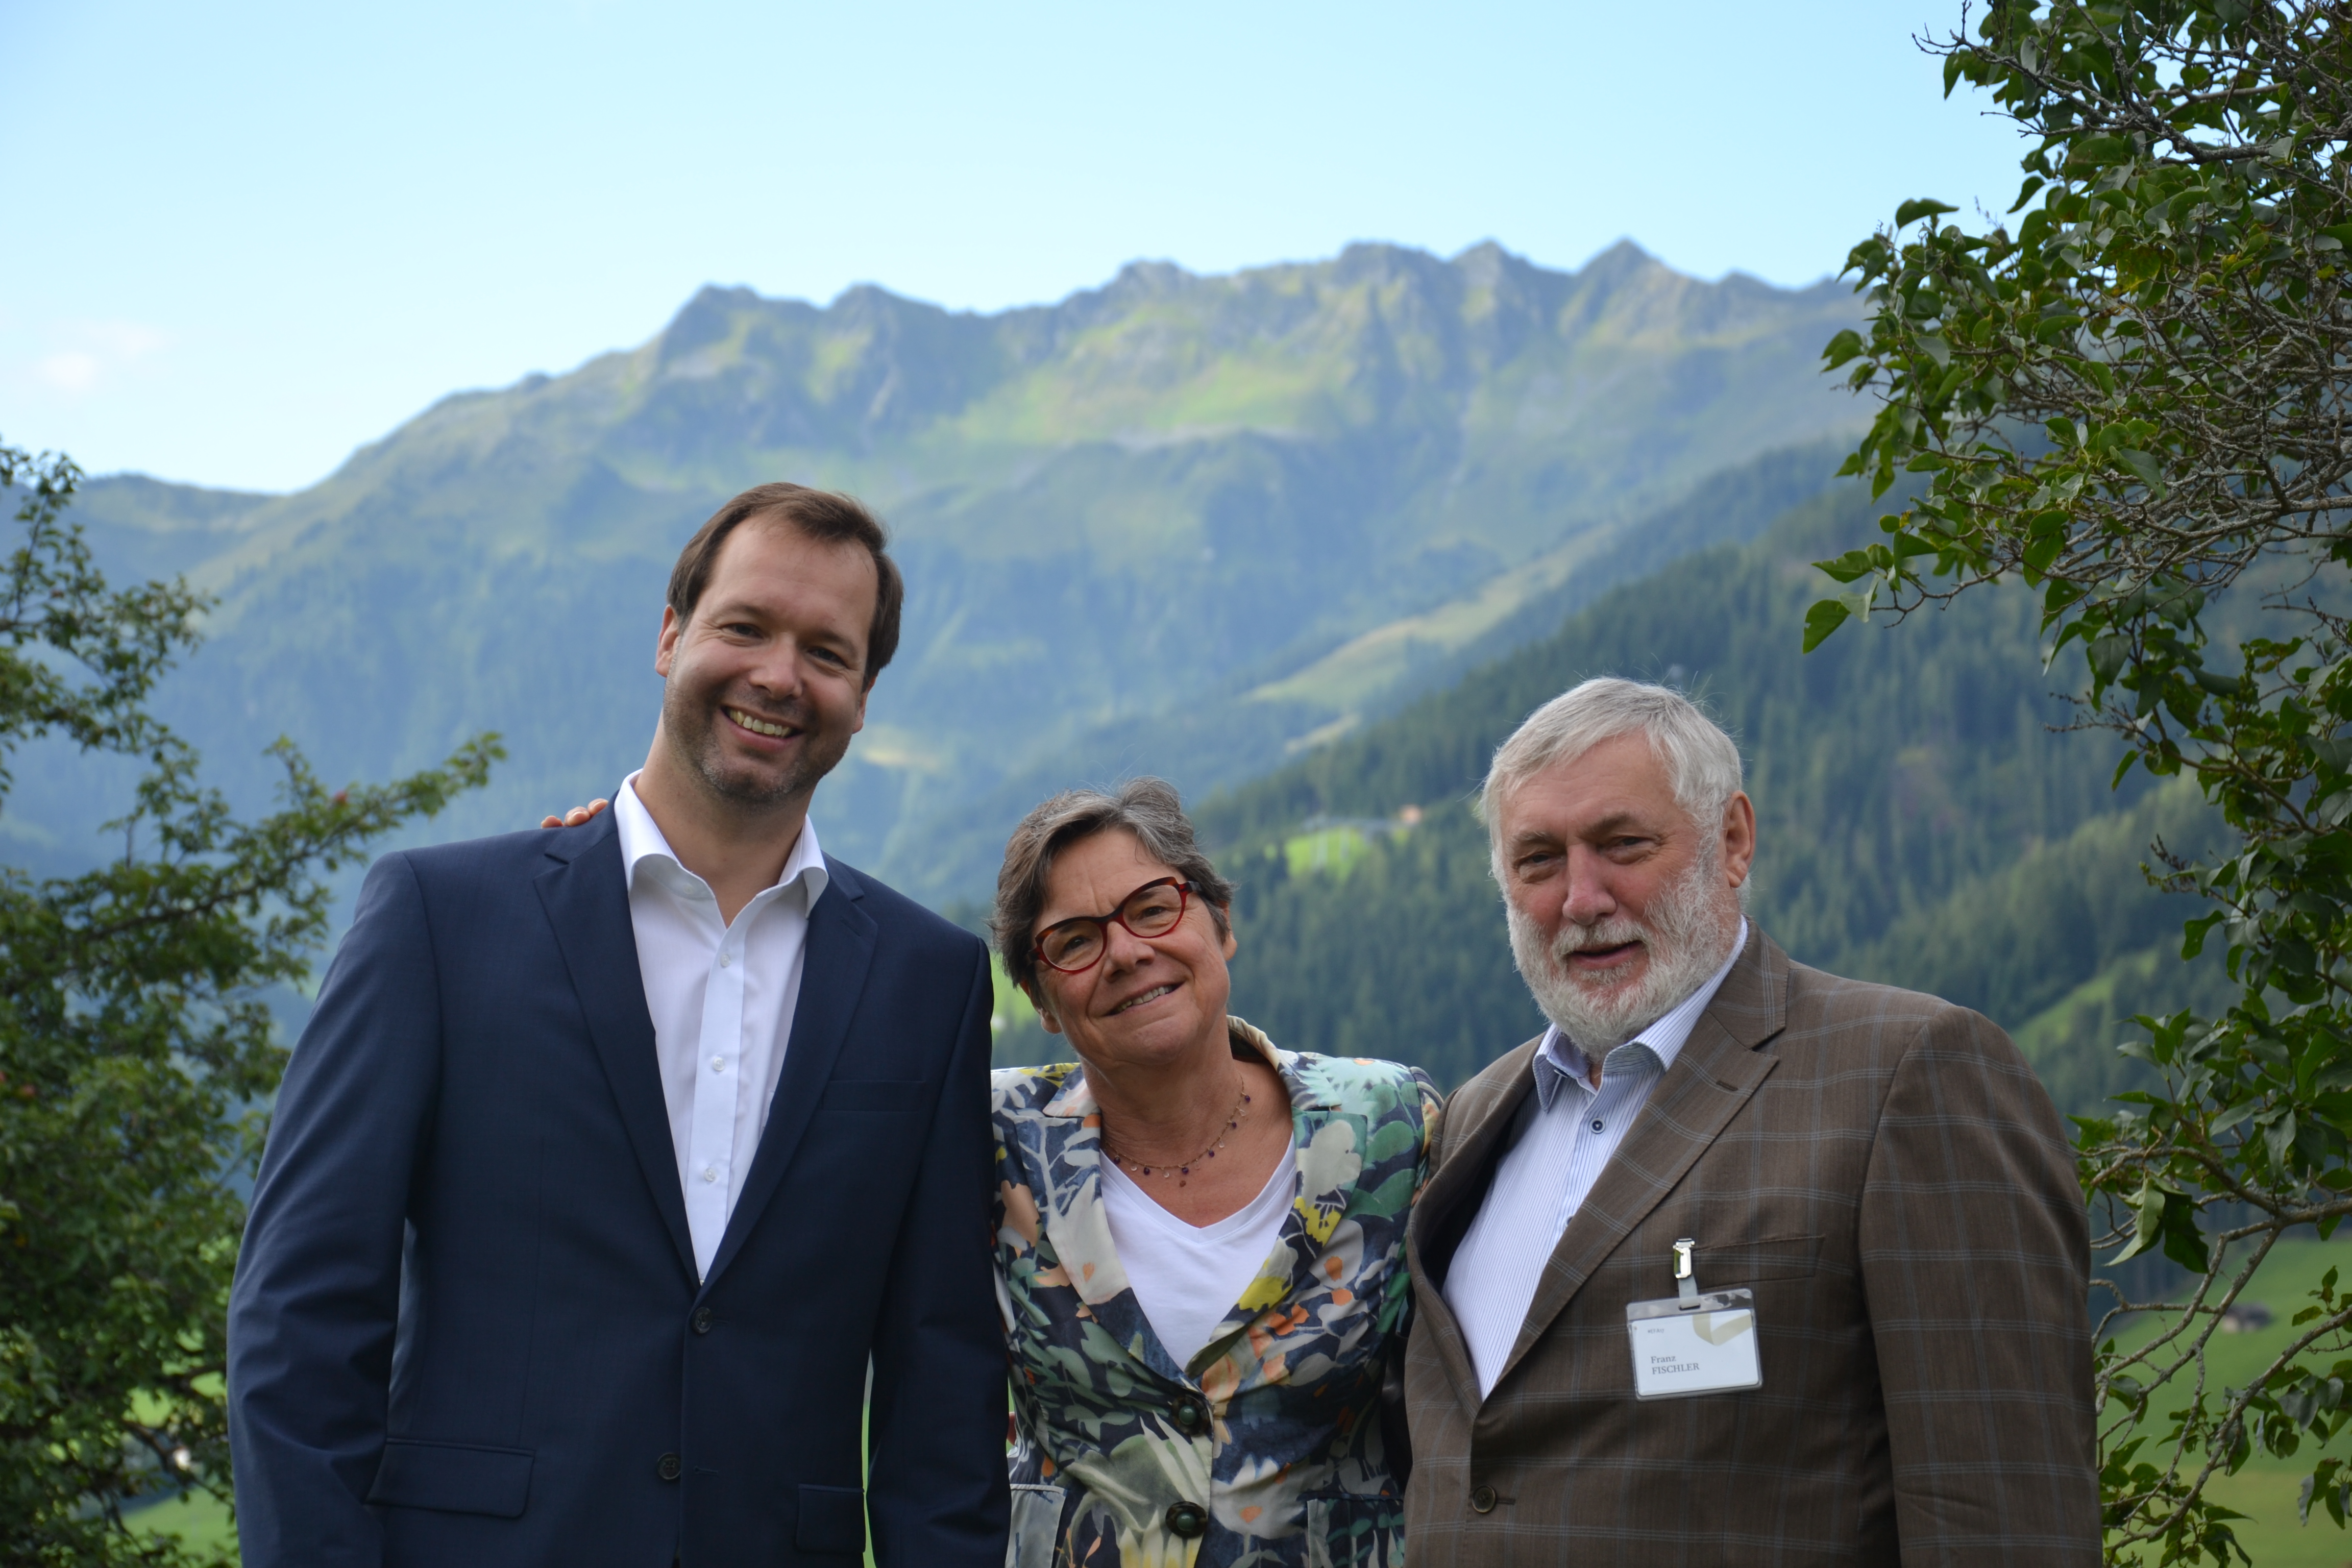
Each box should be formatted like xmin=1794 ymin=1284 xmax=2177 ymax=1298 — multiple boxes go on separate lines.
xmin=657 ymin=1453 xmax=683 ymax=1482
xmin=1165 ymin=1502 xmax=1207 ymax=1538
xmin=692 ymin=1307 xmax=714 ymax=1335
xmin=1469 ymin=1485 xmax=1498 ymax=1513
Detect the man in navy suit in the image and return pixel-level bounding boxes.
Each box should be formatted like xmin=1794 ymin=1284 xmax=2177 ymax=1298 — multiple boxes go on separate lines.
xmin=228 ymin=484 xmax=1009 ymax=1567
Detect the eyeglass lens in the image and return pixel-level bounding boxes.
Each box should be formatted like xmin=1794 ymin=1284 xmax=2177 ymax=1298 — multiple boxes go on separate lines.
xmin=1038 ymin=880 xmax=1188 ymax=971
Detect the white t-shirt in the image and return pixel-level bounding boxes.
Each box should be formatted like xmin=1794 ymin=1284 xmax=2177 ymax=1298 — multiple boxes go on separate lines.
xmin=1099 ymin=1146 xmax=1298 ymax=1366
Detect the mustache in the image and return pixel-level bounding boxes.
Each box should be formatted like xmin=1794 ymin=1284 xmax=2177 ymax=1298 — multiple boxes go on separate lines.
xmin=1551 ymin=917 xmax=1649 ymax=959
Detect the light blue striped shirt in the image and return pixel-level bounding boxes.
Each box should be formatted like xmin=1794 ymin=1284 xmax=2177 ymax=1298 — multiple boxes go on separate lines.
xmin=1445 ymin=921 xmax=1748 ymax=1397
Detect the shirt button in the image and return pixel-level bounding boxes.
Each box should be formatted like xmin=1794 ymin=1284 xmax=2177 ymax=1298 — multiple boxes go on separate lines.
xmin=718 ymin=951 xmax=731 ymax=968
xmin=1164 ymin=1502 xmax=1207 ymax=1538
xmin=1591 ymin=1119 xmax=1604 ymax=1132
xmin=1469 ymin=1484 xmax=1498 ymax=1513
xmin=701 ymin=1167 xmax=717 ymax=1183
xmin=711 ymin=1056 xmax=726 ymax=1072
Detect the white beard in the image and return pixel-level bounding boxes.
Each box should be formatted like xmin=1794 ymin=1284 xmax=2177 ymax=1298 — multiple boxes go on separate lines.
xmin=1507 ymin=854 xmax=1739 ymax=1052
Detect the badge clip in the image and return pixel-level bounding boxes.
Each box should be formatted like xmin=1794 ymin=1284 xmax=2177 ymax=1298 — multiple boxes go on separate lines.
xmin=1673 ymin=1236 xmax=1700 ymax=1307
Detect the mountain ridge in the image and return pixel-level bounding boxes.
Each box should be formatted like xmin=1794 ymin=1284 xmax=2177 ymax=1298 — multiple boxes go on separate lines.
xmin=45 ymin=239 xmax=1868 ymax=900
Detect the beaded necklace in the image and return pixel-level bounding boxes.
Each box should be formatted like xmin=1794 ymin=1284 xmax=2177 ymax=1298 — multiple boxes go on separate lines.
xmin=1101 ymin=1078 xmax=1253 ymax=1188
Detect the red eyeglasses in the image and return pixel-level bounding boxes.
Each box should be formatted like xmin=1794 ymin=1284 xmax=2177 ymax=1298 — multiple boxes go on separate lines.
xmin=1032 ymin=878 xmax=1197 ymax=975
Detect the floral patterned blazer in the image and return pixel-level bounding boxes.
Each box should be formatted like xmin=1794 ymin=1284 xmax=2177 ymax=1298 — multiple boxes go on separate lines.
xmin=991 ymin=1019 xmax=1440 ymax=1568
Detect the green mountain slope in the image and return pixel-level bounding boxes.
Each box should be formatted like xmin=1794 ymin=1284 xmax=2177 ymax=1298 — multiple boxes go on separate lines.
xmin=46 ymin=241 xmax=1864 ymax=899
xmin=1115 ymin=481 xmax=2233 ymax=1104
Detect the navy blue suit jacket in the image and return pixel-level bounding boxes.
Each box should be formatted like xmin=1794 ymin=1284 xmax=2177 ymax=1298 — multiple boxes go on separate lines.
xmin=228 ymin=811 xmax=1009 ymax=1567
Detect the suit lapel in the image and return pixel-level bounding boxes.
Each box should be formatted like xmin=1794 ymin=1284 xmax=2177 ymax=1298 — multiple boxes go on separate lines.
xmin=1404 ymin=1037 xmax=1544 ymax=1420
xmin=700 ymin=856 xmax=878 ymax=1288
xmin=535 ymin=813 xmax=696 ymax=1283
xmin=1487 ymin=931 xmax=1791 ymax=1394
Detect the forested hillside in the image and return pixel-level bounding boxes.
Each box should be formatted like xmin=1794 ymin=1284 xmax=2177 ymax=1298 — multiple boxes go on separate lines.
xmin=997 ymin=480 xmax=2231 ymax=1110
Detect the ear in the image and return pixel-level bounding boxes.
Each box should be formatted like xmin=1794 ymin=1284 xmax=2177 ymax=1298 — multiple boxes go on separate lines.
xmin=1217 ymin=905 xmax=1238 ymax=962
xmin=1720 ymin=791 xmax=1757 ymax=888
xmin=654 ymin=605 xmax=682 ymax=679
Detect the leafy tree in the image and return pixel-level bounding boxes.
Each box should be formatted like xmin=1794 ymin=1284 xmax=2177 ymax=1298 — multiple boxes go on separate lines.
xmin=0 ymin=441 xmax=497 ymax=1565
xmin=1814 ymin=3 xmax=2352 ymax=1560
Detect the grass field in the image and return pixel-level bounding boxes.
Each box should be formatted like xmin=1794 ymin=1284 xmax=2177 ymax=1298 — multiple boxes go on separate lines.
xmin=126 ymin=1488 xmax=237 ymax=1556
xmin=2111 ymin=1235 xmax=2352 ymax=1566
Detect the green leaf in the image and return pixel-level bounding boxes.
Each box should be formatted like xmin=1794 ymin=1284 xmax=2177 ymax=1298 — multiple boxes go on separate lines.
xmin=2116 ymin=448 xmax=2167 ymax=490
xmin=2063 ymin=134 xmax=2134 ymax=170
xmin=1814 ymin=550 xmax=1874 ymax=585
xmin=2267 ymin=1108 xmax=2300 ymax=1167
xmin=1895 ymin=198 xmax=1959 ymax=228
xmin=1822 ymin=329 xmax=1866 ymax=369
xmin=1802 ymin=598 xmax=1853 ymax=652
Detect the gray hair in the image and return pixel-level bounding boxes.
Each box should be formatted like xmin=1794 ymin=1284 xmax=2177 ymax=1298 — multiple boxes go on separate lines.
xmin=992 ymin=777 xmax=1235 ymax=999
xmin=1480 ymin=677 xmax=1746 ymax=874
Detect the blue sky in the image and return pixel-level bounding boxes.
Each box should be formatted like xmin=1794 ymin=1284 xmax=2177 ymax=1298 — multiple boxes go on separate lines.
xmin=2 ymin=1 xmax=2030 ymax=493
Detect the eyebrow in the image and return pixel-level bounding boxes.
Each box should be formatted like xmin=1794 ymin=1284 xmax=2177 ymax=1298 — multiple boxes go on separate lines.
xmin=1509 ymin=811 xmax=1648 ymax=849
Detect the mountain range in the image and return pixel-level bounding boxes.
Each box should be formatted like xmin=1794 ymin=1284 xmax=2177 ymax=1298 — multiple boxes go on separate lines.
xmin=44 ymin=240 xmax=1866 ymax=901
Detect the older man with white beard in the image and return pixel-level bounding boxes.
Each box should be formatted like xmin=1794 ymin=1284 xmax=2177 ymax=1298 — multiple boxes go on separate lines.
xmin=1399 ymin=678 xmax=2098 ymax=1566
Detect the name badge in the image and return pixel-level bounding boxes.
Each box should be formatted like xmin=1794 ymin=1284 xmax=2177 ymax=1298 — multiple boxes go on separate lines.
xmin=1625 ymin=1236 xmax=1761 ymax=1400
xmin=1626 ymin=1290 xmax=1761 ymax=1399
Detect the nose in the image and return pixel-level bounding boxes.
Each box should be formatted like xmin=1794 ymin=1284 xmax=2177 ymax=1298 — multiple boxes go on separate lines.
xmin=1099 ymin=915 xmax=1160 ymax=972
xmin=746 ymin=635 xmax=808 ymax=699
xmin=1559 ymin=847 xmax=1619 ymax=927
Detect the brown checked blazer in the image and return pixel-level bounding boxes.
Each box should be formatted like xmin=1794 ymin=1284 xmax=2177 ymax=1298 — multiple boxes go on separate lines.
xmin=1402 ymin=928 xmax=2099 ymax=1566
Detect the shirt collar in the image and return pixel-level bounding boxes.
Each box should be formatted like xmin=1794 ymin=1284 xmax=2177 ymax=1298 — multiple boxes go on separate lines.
xmin=612 ymin=769 xmax=829 ymax=914
xmin=1532 ymin=918 xmax=1748 ymax=1113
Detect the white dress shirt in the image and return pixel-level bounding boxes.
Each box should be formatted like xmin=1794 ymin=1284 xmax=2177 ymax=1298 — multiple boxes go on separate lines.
xmin=613 ymin=771 xmax=830 ymax=1281
xmin=1445 ymin=920 xmax=1748 ymax=1396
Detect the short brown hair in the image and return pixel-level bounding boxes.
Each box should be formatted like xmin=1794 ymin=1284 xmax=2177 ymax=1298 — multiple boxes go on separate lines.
xmin=668 ymin=483 xmax=904 ymax=687
xmin=992 ymin=777 xmax=1236 ymax=998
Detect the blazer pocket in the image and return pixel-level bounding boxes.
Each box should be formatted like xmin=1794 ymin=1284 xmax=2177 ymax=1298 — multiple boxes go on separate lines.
xmin=366 ymin=1438 xmax=533 ymax=1517
xmin=797 ymin=1483 xmax=868 ymax=1556
xmin=1699 ymin=1233 xmax=1823 ymax=1284
xmin=818 ymin=1078 xmax=925 ymax=1115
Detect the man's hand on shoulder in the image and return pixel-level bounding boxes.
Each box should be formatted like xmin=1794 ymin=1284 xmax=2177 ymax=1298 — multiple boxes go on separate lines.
xmin=540 ymin=798 xmax=610 ymax=829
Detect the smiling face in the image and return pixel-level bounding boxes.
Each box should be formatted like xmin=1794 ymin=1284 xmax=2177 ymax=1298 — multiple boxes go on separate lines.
xmin=1028 ymin=829 xmax=1237 ymax=1074
xmin=1494 ymin=730 xmax=1754 ymax=1049
xmin=652 ymin=516 xmax=876 ymax=815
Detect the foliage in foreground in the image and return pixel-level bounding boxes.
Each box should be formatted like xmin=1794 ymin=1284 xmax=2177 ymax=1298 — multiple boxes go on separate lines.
xmin=0 ymin=441 xmax=497 ymax=1564
xmin=1817 ymin=2 xmax=2352 ymax=1560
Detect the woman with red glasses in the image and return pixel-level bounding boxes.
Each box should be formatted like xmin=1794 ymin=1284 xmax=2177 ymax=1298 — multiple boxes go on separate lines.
xmin=989 ymin=777 xmax=1436 ymax=1568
